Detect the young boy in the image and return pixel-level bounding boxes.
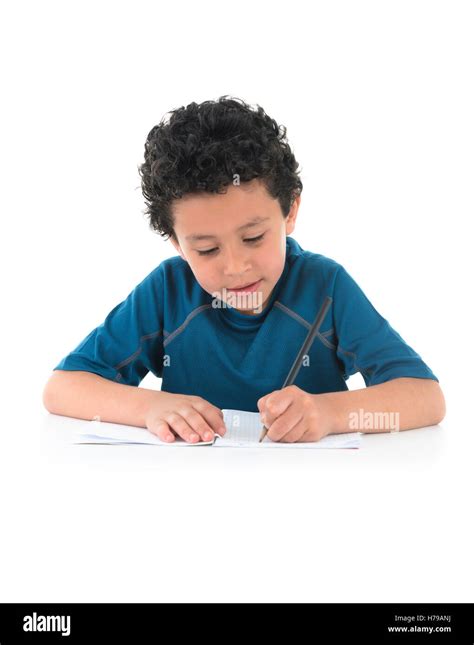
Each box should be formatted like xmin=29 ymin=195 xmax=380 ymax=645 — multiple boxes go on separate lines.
xmin=43 ymin=96 xmax=445 ymax=443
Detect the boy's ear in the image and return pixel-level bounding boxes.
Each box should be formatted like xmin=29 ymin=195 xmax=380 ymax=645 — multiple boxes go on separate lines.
xmin=285 ymin=194 xmax=301 ymax=235
xmin=169 ymin=235 xmax=187 ymax=262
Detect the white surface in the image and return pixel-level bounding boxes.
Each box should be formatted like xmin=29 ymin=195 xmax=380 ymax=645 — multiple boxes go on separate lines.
xmin=41 ymin=413 xmax=446 ymax=462
xmin=1 ymin=0 xmax=473 ymax=604
xmin=1 ymin=388 xmax=472 ymax=604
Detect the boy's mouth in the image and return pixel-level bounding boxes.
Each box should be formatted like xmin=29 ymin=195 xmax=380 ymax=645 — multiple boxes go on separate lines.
xmin=226 ymin=279 xmax=262 ymax=293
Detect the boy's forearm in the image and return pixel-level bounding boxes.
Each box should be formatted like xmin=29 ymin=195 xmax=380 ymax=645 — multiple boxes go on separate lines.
xmin=42 ymin=370 xmax=159 ymax=428
xmin=317 ymin=377 xmax=446 ymax=435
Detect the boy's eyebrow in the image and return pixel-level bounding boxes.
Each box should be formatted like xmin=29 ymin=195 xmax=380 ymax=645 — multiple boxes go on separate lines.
xmin=185 ymin=216 xmax=270 ymax=241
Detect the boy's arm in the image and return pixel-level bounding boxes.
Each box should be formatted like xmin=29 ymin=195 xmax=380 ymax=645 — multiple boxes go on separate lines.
xmin=319 ymin=377 xmax=446 ymax=434
xmin=43 ymin=370 xmax=159 ymax=428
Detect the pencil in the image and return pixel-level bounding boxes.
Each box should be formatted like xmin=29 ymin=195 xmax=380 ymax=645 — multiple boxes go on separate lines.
xmin=258 ymin=295 xmax=333 ymax=442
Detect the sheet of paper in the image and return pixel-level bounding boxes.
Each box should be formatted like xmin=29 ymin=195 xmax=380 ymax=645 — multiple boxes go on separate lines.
xmin=72 ymin=421 xmax=214 ymax=446
xmin=215 ymin=410 xmax=361 ymax=448
xmin=72 ymin=410 xmax=361 ymax=449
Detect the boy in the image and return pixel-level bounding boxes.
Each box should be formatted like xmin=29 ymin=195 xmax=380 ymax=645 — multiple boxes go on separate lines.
xmin=43 ymin=96 xmax=446 ymax=443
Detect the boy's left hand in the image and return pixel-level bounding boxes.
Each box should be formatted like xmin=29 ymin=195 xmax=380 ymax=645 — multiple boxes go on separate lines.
xmin=257 ymin=385 xmax=336 ymax=443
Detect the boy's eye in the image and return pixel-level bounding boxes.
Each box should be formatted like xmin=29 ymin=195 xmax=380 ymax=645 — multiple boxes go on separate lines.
xmin=244 ymin=233 xmax=265 ymax=244
xmin=197 ymin=247 xmax=219 ymax=256
xmin=196 ymin=233 xmax=265 ymax=256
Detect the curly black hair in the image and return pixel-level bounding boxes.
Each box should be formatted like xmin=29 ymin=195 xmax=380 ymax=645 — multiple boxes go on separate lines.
xmin=138 ymin=95 xmax=303 ymax=240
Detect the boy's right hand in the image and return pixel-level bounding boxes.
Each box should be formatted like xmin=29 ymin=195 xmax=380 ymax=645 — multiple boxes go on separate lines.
xmin=144 ymin=392 xmax=226 ymax=443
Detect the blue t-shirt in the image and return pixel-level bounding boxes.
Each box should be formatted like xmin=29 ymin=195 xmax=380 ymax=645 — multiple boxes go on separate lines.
xmin=53 ymin=236 xmax=438 ymax=411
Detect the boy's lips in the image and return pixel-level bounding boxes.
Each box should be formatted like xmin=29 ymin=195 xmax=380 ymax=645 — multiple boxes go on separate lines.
xmin=226 ymin=279 xmax=262 ymax=293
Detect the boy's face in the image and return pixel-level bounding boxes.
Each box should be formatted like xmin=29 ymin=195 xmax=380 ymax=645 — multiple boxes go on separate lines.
xmin=170 ymin=179 xmax=300 ymax=314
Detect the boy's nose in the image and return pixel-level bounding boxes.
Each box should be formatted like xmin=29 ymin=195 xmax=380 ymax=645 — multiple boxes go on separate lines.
xmin=222 ymin=248 xmax=251 ymax=277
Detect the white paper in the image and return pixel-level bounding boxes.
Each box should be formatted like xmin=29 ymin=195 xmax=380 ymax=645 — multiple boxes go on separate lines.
xmin=72 ymin=409 xmax=361 ymax=449
xmin=73 ymin=421 xmax=214 ymax=446
xmin=215 ymin=410 xmax=361 ymax=448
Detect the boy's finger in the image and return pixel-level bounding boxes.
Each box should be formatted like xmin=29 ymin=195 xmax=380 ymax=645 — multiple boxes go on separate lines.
xmin=261 ymin=391 xmax=293 ymax=426
xmin=191 ymin=396 xmax=223 ymax=416
xmin=257 ymin=394 xmax=270 ymax=413
xmin=179 ymin=408 xmax=218 ymax=442
xmin=149 ymin=420 xmax=176 ymax=443
xmin=165 ymin=413 xmax=202 ymax=443
xmin=267 ymin=405 xmax=303 ymax=442
xmin=192 ymin=400 xmax=227 ymax=435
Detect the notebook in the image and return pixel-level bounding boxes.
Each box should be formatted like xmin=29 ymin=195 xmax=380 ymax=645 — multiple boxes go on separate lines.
xmin=73 ymin=409 xmax=361 ymax=449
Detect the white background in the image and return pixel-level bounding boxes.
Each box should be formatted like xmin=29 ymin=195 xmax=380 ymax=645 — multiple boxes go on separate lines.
xmin=1 ymin=0 xmax=473 ymax=603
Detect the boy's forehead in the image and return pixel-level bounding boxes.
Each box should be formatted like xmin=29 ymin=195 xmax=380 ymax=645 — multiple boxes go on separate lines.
xmin=172 ymin=180 xmax=281 ymax=236
xmin=184 ymin=215 xmax=271 ymax=241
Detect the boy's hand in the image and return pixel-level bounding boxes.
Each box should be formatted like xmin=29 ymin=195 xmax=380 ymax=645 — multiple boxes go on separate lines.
xmin=145 ymin=392 xmax=226 ymax=443
xmin=257 ymin=385 xmax=335 ymax=443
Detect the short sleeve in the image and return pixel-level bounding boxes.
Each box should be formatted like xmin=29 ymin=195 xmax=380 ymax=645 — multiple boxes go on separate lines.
xmin=332 ymin=265 xmax=439 ymax=386
xmin=53 ymin=267 xmax=165 ymax=386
